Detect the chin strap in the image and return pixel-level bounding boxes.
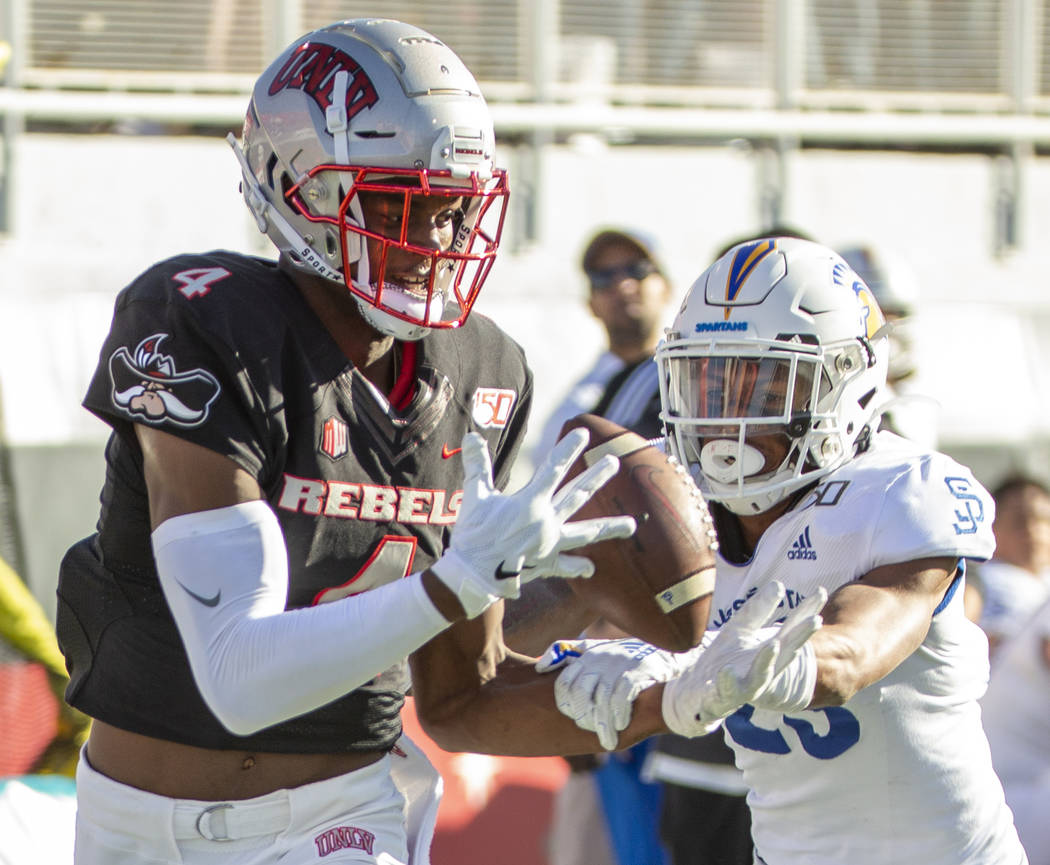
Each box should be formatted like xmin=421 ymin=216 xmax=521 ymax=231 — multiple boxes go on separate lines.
xmin=324 ymin=70 xmax=367 ymax=274
xmin=325 ymin=70 xmax=352 ymax=166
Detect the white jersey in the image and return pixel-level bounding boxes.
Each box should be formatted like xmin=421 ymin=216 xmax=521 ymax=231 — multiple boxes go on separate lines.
xmin=709 ymin=432 xmax=1026 ymax=865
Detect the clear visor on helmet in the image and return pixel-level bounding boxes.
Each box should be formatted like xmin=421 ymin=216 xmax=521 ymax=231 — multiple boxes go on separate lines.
xmin=661 ymin=348 xmax=829 ymax=506
xmin=666 ymin=353 xmax=821 ymax=427
xmin=285 ymin=165 xmax=509 ymax=329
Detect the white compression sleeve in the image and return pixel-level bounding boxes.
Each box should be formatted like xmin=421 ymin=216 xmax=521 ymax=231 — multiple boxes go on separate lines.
xmin=152 ymin=500 xmax=449 ymax=736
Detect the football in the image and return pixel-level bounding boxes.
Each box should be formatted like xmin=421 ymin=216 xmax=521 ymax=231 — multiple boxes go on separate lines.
xmin=560 ymin=413 xmax=718 ymax=653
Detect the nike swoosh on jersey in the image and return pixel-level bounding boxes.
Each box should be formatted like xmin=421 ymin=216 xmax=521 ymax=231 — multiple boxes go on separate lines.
xmin=494 ymin=562 xmax=520 ymax=581
xmin=442 ymin=444 xmax=462 ymax=459
xmin=175 ymin=578 xmax=221 ymax=607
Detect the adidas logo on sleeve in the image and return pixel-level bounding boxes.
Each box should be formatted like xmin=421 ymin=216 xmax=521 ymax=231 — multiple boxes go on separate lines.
xmin=787 ymin=526 xmax=818 ymax=560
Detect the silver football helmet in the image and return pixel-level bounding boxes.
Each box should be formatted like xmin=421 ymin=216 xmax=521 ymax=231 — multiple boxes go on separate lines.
xmin=228 ymin=18 xmax=509 ymax=341
xmin=657 ymin=237 xmax=889 ymax=515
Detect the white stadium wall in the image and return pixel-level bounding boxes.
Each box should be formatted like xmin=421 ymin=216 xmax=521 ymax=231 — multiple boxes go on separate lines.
xmin=2 ymin=133 xmax=1050 ymax=609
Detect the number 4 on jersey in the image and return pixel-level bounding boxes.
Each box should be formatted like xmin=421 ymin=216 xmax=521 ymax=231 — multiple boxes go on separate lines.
xmin=173 ymin=267 xmax=232 ymax=298
xmin=312 ymin=536 xmax=418 ymax=605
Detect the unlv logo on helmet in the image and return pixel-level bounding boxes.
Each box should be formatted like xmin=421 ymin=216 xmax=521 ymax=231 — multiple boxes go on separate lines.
xmin=268 ymin=42 xmax=379 ymax=118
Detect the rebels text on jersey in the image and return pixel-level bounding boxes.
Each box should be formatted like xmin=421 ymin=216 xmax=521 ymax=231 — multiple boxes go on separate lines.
xmin=56 ymin=251 xmax=532 ymax=754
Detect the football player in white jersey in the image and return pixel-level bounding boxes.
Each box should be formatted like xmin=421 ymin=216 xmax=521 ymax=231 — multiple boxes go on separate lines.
xmin=539 ymin=237 xmax=1028 ymax=865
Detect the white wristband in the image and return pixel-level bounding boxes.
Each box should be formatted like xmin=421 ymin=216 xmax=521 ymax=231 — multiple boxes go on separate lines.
xmin=430 ymin=548 xmax=499 ymax=619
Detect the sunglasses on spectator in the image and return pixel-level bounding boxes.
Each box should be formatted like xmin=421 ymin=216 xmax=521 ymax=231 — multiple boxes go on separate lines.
xmin=586 ymin=259 xmax=658 ymax=291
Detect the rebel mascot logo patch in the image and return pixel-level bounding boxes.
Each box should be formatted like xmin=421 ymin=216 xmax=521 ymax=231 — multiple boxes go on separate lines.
xmin=109 ymin=334 xmax=220 ymax=428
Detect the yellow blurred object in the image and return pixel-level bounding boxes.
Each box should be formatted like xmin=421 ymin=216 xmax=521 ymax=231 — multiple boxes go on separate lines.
xmin=0 ymin=556 xmax=66 ymax=677
xmin=0 ymin=41 xmax=10 ymax=78
xmin=0 ymin=554 xmax=90 ymax=776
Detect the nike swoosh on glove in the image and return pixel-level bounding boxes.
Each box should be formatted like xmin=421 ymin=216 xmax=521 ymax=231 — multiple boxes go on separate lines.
xmin=431 ymin=429 xmax=637 ymax=619
xmin=662 ymin=581 xmax=826 ymax=737
xmin=537 ymin=637 xmax=700 ymax=750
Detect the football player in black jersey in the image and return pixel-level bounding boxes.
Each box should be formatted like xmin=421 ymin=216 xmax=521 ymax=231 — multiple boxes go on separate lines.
xmin=56 ymin=19 xmax=646 ymax=865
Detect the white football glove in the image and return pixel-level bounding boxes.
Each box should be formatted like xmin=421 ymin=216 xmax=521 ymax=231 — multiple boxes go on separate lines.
xmin=662 ymin=581 xmax=826 ymax=737
xmin=431 ymin=429 xmax=637 ymax=619
xmin=536 ymin=638 xmax=699 ymax=751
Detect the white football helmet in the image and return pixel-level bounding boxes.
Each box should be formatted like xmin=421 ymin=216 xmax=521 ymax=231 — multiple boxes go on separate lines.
xmin=657 ymin=237 xmax=889 ymax=515
xmin=228 ymin=18 xmax=509 ymax=341
xmin=837 ymin=244 xmax=919 ymax=383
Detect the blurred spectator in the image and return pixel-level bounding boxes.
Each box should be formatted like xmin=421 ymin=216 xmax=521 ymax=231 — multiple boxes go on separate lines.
xmin=980 ymin=593 xmax=1050 ymax=865
xmin=533 ymin=228 xmax=673 ymax=464
xmin=976 ymin=475 xmax=1050 ymax=657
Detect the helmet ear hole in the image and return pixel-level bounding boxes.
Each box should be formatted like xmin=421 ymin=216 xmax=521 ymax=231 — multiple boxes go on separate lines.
xmin=279 ymin=172 xmax=295 ymax=200
xmin=265 ymin=154 xmax=280 ymax=191
xmin=325 ymin=232 xmax=339 ymax=258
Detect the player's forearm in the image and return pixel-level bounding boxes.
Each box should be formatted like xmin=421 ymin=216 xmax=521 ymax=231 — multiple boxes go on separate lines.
xmin=415 ymin=656 xmax=666 ymax=756
xmin=501 ymin=579 xmax=598 ymax=657
xmin=410 ymin=595 xmax=667 ymax=755
xmin=807 ymin=574 xmax=944 ymax=706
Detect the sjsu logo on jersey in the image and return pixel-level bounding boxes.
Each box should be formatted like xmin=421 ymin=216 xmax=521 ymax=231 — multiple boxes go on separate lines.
xmin=268 ymin=42 xmax=379 ymax=118
xmin=945 ymin=476 xmax=986 ymax=535
xmin=787 ymin=525 xmax=817 ymax=560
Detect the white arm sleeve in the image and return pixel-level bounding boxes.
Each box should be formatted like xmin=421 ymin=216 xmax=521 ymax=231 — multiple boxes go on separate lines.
xmin=151 ymin=500 xmax=449 ymax=736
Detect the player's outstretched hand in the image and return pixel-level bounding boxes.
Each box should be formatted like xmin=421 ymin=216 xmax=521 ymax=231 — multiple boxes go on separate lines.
xmin=662 ymin=581 xmax=826 ymax=737
xmin=536 ymin=637 xmax=698 ymax=751
xmin=431 ymin=430 xmax=636 ymax=619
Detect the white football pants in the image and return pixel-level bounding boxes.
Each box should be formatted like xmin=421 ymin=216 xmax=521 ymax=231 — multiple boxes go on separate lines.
xmin=74 ymin=738 xmax=442 ymax=865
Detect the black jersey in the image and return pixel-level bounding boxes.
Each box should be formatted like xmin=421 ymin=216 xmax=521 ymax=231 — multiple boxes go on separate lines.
xmin=56 ymin=250 xmax=532 ymax=753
